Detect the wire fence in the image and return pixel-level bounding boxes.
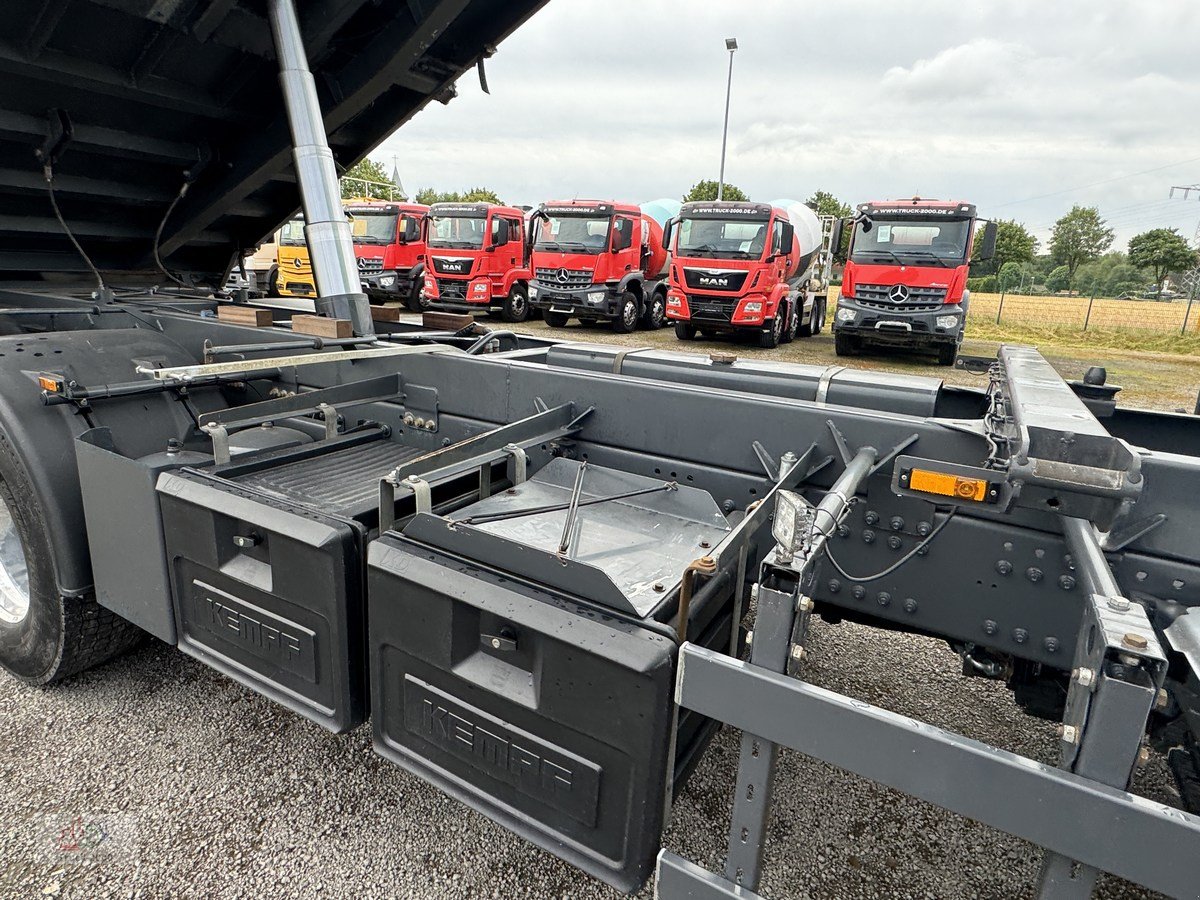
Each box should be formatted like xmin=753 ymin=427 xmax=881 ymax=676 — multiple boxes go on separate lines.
xmin=966 ymin=291 xmax=1200 ymax=334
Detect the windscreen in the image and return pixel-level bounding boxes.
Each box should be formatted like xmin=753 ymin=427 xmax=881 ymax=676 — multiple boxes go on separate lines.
xmin=428 ymin=215 xmax=488 ymax=249
xmin=851 ymin=218 xmax=971 ymax=265
xmin=533 ymin=215 xmax=611 ymax=254
xmin=676 ymin=218 xmax=769 ymax=259
xmin=348 ymin=209 xmax=398 ymax=244
xmin=279 ymin=218 xmax=306 ymax=246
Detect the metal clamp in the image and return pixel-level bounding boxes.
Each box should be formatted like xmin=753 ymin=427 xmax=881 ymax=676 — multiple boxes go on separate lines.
xmin=316 ymin=402 xmax=338 ymax=440
xmin=202 ymin=421 xmax=231 ymax=465
xmin=503 ymin=442 xmax=528 ymax=485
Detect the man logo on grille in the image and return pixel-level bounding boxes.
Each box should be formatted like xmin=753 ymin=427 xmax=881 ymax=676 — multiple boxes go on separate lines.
xmin=888 ymin=284 xmax=910 ymax=304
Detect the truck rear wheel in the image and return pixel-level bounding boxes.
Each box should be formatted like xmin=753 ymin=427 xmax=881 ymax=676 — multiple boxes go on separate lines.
xmin=544 ymin=311 xmax=570 ymax=328
xmin=674 ymin=322 xmax=697 ymax=341
xmin=640 ymin=293 xmax=666 ymax=330
xmin=500 ymin=285 xmax=530 ymax=323
xmin=0 ymin=448 xmax=141 ymax=684
xmin=799 ymin=298 xmax=823 ymax=337
xmin=613 ymin=293 xmax=639 ymax=334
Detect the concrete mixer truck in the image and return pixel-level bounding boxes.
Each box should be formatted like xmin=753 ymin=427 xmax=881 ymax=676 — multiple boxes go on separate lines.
xmin=662 ymin=199 xmax=826 ymax=348
xmin=527 ymin=199 xmax=679 ymax=332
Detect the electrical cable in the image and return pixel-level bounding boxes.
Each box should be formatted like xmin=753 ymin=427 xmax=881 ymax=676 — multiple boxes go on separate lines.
xmin=43 ymin=164 xmax=105 ymax=296
xmin=153 ymin=183 xmax=193 ymax=289
xmin=823 ymin=507 xmax=958 ymax=583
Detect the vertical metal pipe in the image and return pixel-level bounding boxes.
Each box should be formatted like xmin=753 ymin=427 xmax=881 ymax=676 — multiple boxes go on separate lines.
xmin=267 ymin=0 xmax=374 ymax=336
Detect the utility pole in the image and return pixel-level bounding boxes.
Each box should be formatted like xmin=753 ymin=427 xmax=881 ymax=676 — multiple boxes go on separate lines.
xmin=717 ymin=38 xmax=738 ymax=201
xmin=1169 ymin=184 xmax=1200 ymax=248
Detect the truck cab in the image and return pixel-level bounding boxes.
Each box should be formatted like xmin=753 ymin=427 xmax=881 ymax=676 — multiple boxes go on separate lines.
xmin=276 ymin=215 xmax=313 ymax=299
xmin=832 ymin=197 xmax=996 ymax=366
xmin=663 ymin=201 xmax=824 ymax=349
xmin=345 ymin=200 xmax=429 ymax=310
xmin=527 ymin=200 xmax=669 ymax=333
xmin=421 ymin=202 xmax=532 ymax=322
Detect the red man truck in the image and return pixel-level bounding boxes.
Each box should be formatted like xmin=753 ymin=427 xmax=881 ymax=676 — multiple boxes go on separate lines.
xmin=527 ymin=199 xmax=678 ymax=332
xmin=662 ymin=199 xmax=826 ymax=348
xmin=420 ymin=202 xmax=533 ymax=322
xmin=831 ymin=197 xmax=996 ymax=366
xmin=345 ymin=199 xmax=430 ymax=310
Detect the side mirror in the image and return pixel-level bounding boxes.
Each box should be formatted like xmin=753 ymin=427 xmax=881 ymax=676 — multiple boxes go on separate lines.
xmin=778 ymin=221 xmax=795 ymax=257
xmin=661 ymin=217 xmax=675 ymax=252
xmin=830 ymin=217 xmax=847 ymax=262
xmin=400 ymin=217 xmax=421 ymax=244
xmin=977 ymin=220 xmax=998 ymax=261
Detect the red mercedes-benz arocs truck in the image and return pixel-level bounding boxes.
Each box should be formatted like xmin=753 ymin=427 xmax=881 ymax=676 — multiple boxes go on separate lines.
xmin=420 ymin=202 xmax=533 ymax=322
xmin=345 ymin=199 xmax=430 ymax=310
xmin=527 ymin=199 xmax=678 ymax=332
xmin=662 ymin=199 xmax=826 ymax=348
xmin=831 ymin=197 xmax=996 ymax=366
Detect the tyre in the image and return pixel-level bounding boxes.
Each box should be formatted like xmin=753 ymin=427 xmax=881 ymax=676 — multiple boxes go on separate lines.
xmin=640 ymin=292 xmax=666 ymax=330
xmin=937 ymin=343 xmax=958 ymax=367
xmin=266 ymin=266 xmax=280 ymax=298
xmin=404 ymin=280 xmax=426 ymax=313
xmin=613 ymin=292 xmax=639 ymax=334
xmin=800 ymin=298 xmax=823 ymax=337
xmin=0 ymin=444 xmax=141 ymax=684
xmin=544 ymin=310 xmax=570 ymax=328
xmin=781 ymin=301 xmax=798 ymax=344
xmin=674 ymin=322 xmax=697 ymax=341
xmin=500 ymin=284 xmax=530 ymax=323
xmin=834 ymin=332 xmax=856 ymax=357
xmin=758 ymin=311 xmax=784 ymax=349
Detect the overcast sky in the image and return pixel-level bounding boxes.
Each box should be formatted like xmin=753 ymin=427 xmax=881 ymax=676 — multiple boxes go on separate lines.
xmin=373 ymin=0 xmax=1200 ymax=251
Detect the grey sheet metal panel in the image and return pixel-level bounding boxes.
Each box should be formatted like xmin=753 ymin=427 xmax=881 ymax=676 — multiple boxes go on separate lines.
xmin=448 ymin=458 xmax=730 ymax=617
xmin=544 ymin=343 xmax=943 ymax=418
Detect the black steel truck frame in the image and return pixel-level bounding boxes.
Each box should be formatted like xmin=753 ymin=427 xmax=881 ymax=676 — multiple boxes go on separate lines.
xmin=0 ymin=2 xmax=1199 ymax=899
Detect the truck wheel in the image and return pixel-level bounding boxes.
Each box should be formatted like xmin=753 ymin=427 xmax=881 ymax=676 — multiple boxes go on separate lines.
xmin=834 ymin=333 xmax=856 ymax=357
xmin=758 ymin=313 xmax=784 ymax=349
xmin=640 ymin=293 xmax=666 ymax=330
xmin=404 ymin=281 xmax=425 ymax=313
xmin=799 ymin=298 xmax=823 ymax=337
xmin=266 ymin=266 xmax=280 ymax=298
xmin=613 ymin=293 xmax=639 ymax=334
xmin=781 ymin=301 xmax=798 ymax=344
xmin=937 ymin=344 xmax=958 ymax=367
xmin=674 ymin=322 xmax=697 ymax=341
xmin=544 ymin=311 xmax=570 ymax=328
xmin=0 ymin=450 xmax=141 ymax=684
xmin=501 ymin=285 xmax=530 ymax=323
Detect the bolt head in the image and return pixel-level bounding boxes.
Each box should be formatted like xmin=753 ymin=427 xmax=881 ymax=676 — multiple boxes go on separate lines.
xmin=903 ymin=597 xmax=918 ymax=614
xmin=797 ymin=596 xmax=815 ymax=613
xmin=876 ymin=592 xmax=892 ymax=607
xmin=889 ymin=516 xmax=905 ymax=531
xmin=1121 ymin=632 xmax=1149 ymax=651
xmin=745 ymin=630 xmax=754 ymax=647
xmin=1136 ymin=746 xmax=1151 ymax=767
xmin=1106 ymin=596 xmax=1131 ymax=612
xmin=916 ymin=521 xmax=932 ymax=537
xmin=828 ymin=579 xmax=842 ymax=594
xmin=996 ymin=560 xmax=1013 ymax=575
xmin=491 ymin=637 xmax=501 ymax=649
xmin=862 ymin=529 xmax=876 ymax=544
xmin=1043 ymin=636 xmax=1060 ymax=653
xmin=789 ymin=645 xmax=806 ymax=663
xmin=1156 ymin=688 xmax=1170 ymax=711
xmin=1012 ymin=627 xmax=1029 ymax=643
xmin=1072 ymin=667 xmax=1095 ymax=688
xmin=1025 ymin=567 xmax=1043 ymax=583
xmin=864 ymin=510 xmax=880 ymax=525
xmin=983 ymin=619 xmax=999 ymax=636
xmin=851 ymin=585 xmax=866 ymax=601
xmin=1058 ymin=575 xmax=1076 ymax=591
xmin=1057 ymin=724 xmax=1079 ymax=745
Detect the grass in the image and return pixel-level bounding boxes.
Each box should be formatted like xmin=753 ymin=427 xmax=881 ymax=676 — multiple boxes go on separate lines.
xmin=964 ymin=319 xmax=1200 ymax=356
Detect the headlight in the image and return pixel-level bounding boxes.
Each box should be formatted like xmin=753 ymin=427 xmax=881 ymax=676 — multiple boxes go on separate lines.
xmin=743 ymin=302 xmax=763 ymax=313
xmin=936 ymin=314 xmax=959 ymax=329
xmin=423 ymin=277 xmax=435 ymax=290
xmin=379 ymin=275 xmax=396 ymax=287
xmin=666 ymin=296 xmax=682 ymax=308
xmin=471 ymin=282 xmax=489 ymax=295
xmin=529 ymin=287 xmax=539 ymax=298
xmin=836 ymin=307 xmax=857 ymax=323
xmin=587 ymin=291 xmax=606 ymax=304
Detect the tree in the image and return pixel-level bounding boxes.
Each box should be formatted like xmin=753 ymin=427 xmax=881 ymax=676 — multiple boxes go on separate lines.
xmin=1127 ymin=228 xmax=1197 ymax=291
xmin=682 ymin=180 xmax=748 ymax=202
xmin=805 ymin=191 xmax=851 ymax=219
xmin=1048 ymin=206 xmax=1113 ymax=288
xmin=1046 ymin=265 xmax=1071 ymax=293
xmin=415 ymin=186 xmax=503 ymax=205
xmin=971 ymin=219 xmax=1037 ymax=277
xmin=341 ymin=158 xmax=399 ymax=200
xmin=997 ymin=260 xmax=1024 ymax=292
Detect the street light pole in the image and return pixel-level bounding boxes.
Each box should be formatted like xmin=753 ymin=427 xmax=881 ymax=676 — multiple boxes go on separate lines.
xmin=717 ymin=37 xmax=738 ymax=201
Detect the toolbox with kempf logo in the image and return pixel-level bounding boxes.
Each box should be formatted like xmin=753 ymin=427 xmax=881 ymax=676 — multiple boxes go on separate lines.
xmin=367 ymin=459 xmax=742 ymax=891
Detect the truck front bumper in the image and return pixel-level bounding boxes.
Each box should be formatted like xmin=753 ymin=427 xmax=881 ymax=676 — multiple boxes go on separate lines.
xmin=529 ymin=281 xmax=615 ymax=319
xmin=832 ymin=297 xmax=964 ymax=348
xmin=361 ymin=269 xmax=416 ymax=299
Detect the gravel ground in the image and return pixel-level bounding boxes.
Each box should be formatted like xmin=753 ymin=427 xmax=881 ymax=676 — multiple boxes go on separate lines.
xmin=0 ymin=317 xmax=1190 ymax=900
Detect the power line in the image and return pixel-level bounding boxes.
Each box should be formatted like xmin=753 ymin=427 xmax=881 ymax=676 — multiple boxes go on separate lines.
xmin=991 ymin=155 xmax=1200 ymax=209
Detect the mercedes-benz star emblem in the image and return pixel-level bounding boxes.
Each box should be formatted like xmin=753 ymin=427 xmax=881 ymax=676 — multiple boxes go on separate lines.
xmin=556 ymin=268 xmax=569 ymax=284
xmin=357 ymin=257 xmax=369 ymax=270
xmin=888 ymin=284 xmax=910 ymax=304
